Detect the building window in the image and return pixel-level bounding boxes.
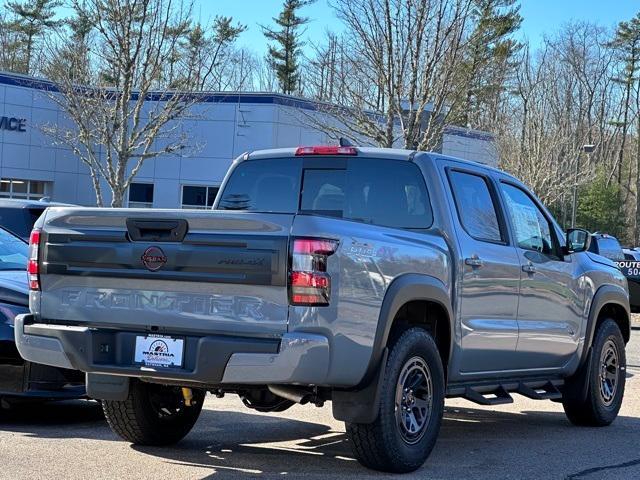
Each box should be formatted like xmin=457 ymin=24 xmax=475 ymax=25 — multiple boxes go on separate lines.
xmin=181 ymin=185 xmax=219 ymax=209
xmin=128 ymin=183 xmax=154 ymax=208
xmin=0 ymin=179 xmax=49 ymax=200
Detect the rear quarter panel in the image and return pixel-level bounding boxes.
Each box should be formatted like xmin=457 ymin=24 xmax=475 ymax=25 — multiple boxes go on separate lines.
xmin=290 ymin=215 xmax=451 ymax=386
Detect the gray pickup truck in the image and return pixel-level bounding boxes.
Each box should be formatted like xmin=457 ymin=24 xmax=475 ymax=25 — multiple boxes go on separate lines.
xmin=15 ymin=146 xmax=630 ymax=473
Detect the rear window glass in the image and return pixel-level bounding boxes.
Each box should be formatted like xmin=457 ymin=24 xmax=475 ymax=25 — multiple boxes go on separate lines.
xmin=590 ymin=236 xmax=624 ymax=261
xmin=0 ymin=227 xmax=27 ymax=270
xmin=217 ymin=159 xmax=301 ymax=213
xmin=0 ymin=207 xmax=44 ymax=239
xmin=301 ymin=169 xmax=345 ymax=215
xmin=28 ymin=208 xmax=45 ymax=228
xmin=300 ymin=158 xmax=432 ymax=229
xmin=217 ymin=157 xmax=432 ymax=229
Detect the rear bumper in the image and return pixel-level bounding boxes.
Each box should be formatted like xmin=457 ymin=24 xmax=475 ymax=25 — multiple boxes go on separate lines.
xmin=1 ymin=320 xmax=85 ymax=399
xmin=0 ymin=362 xmax=85 ymax=399
xmin=15 ymin=314 xmax=331 ymax=386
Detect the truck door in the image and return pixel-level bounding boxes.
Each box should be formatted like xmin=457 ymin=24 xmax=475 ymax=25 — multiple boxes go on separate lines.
xmin=497 ymin=181 xmax=583 ymax=369
xmin=444 ymin=166 xmax=521 ymax=374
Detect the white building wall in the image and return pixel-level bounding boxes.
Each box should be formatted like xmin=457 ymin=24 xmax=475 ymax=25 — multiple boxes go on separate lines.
xmin=441 ymin=125 xmax=498 ymax=167
xmin=0 ymin=72 xmax=498 ymax=208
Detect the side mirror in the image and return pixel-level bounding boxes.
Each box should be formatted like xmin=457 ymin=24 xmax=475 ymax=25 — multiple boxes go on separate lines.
xmin=566 ymin=228 xmax=591 ymax=253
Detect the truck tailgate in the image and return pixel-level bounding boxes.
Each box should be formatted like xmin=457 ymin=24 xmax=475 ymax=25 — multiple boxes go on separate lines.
xmin=35 ymin=208 xmax=292 ymax=338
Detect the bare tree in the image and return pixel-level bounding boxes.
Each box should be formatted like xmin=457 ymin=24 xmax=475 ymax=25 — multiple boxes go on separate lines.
xmin=40 ymin=0 xmax=244 ymax=207
xmin=498 ymin=45 xmax=581 ymax=207
xmin=496 ymin=24 xmax=624 ymax=230
xmin=216 ymin=47 xmax=260 ymax=91
xmin=304 ymin=0 xmax=473 ymax=149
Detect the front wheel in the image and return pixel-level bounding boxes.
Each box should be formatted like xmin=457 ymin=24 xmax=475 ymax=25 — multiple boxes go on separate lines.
xmin=346 ymin=328 xmax=445 ymax=473
xmin=102 ymin=380 xmax=205 ymax=445
xmin=563 ymin=318 xmax=626 ymax=426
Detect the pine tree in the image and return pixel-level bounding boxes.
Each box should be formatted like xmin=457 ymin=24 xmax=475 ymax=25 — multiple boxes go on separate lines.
xmin=173 ymin=17 xmax=245 ymax=89
xmin=262 ymin=0 xmax=314 ymax=95
xmin=577 ymin=170 xmax=626 ymax=238
xmin=6 ymin=0 xmax=62 ymax=74
xmin=454 ymin=0 xmax=522 ymax=129
xmin=52 ymin=8 xmax=92 ymax=83
xmin=0 ymin=12 xmax=23 ymax=72
xmin=609 ymin=13 xmax=640 ymax=242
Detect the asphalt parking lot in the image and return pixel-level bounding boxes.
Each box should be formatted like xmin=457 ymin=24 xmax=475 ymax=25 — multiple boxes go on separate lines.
xmin=1 ymin=328 xmax=640 ymax=480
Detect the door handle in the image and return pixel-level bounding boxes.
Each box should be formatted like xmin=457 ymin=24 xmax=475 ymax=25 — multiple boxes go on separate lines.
xmin=465 ymin=256 xmax=483 ymax=268
xmin=522 ymin=262 xmax=536 ymax=274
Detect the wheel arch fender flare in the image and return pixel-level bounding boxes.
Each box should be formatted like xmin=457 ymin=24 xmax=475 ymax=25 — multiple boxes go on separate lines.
xmin=566 ymin=284 xmax=629 ymax=405
xmin=332 ymin=273 xmax=453 ymax=424
xmin=583 ymin=284 xmax=630 ymax=364
xmin=370 ymin=273 xmax=454 ymax=373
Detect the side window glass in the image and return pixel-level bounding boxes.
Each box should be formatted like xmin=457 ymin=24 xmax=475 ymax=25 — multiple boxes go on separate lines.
xmin=500 ymin=183 xmax=555 ymax=255
xmin=448 ymin=171 xmax=502 ymax=242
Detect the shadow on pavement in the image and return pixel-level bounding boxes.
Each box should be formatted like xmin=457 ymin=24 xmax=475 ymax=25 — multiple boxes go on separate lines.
xmin=3 ymin=399 xmax=640 ymax=479
xmin=0 ymin=399 xmax=106 ymax=438
xmin=131 ymin=404 xmax=640 ymax=479
xmin=131 ymin=408 xmax=363 ymax=477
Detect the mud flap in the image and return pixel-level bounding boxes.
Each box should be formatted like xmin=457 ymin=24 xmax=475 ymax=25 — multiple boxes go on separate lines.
xmin=562 ymin=346 xmax=593 ymax=403
xmin=86 ymin=373 xmax=130 ymax=401
xmin=332 ymin=348 xmax=388 ymax=424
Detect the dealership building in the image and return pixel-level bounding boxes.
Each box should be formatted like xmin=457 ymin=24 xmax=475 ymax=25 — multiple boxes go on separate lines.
xmin=0 ymin=71 xmax=497 ymax=208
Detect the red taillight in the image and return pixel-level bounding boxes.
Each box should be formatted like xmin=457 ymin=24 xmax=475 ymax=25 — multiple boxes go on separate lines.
xmin=291 ymin=271 xmax=330 ymax=289
xmin=295 ymin=146 xmax=357 ymax=156
xmin=28 ymin=229 xmax=41 ymax=291
xmin=293 ymin=239 xmax=337 ymax=255
xmin=289 ymin=238 xmax=338 ymax=306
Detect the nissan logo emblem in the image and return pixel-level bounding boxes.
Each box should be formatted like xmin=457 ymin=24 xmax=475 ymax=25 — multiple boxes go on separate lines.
xmin=141 ymin=246 xmax=167 ymax=271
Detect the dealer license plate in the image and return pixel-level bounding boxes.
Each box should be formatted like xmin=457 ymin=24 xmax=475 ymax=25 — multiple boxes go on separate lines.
xmin=134 ymin=335 xmax=184 ymax=368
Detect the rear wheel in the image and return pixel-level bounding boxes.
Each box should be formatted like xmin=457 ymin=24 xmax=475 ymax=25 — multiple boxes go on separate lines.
xmin=563 ymin=318 xmax=626 ymax=426
xmin=102 ymin=380 xmax=205 ymax=445
xmin=346 ymin=328 xmax=445 ymax=473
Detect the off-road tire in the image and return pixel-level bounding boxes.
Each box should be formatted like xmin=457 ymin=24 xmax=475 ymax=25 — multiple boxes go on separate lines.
xmin=563 ymin=318 xmax=626 ymax=427
xmin=346 ymin=327 xmax=445 ymax=473
xmin=102 ymin=380 xmax=205 ymax=445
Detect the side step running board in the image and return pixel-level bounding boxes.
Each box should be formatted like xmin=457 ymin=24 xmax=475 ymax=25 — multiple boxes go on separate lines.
xmin=452 ymin=379 xmax=564 ymax=406
xmin=517 ymin=381 xmax=562 ymax=400
xmin=463 ymin=386 xmax=513 ymax=406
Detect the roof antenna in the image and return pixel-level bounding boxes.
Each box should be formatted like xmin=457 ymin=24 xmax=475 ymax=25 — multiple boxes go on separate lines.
xmin=339 ymin=137 xmax=354 ymax=147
